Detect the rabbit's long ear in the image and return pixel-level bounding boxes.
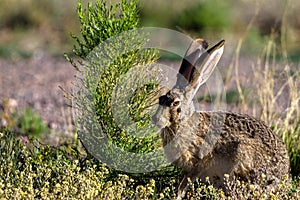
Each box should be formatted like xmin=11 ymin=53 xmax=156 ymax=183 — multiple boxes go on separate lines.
xmin=176 ymin=38 xmax=208 ymax=88
xmin=187 ymin=40 xmax=225 ymax=98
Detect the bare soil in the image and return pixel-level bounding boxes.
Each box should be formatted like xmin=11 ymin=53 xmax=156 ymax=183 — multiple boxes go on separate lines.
xmin=0 ymin=54 xmax=76 ymax=135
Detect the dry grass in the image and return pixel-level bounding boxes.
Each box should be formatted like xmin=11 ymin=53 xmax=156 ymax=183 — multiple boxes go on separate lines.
xmin=226 ymin=16 xmax=300 ymax=176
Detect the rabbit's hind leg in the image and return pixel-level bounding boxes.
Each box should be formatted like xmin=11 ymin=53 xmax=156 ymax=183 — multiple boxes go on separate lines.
xmin=177 ymin=175 xmax=188 ymax=200
xmin=177 ymin=173 xmax=198 ymax=200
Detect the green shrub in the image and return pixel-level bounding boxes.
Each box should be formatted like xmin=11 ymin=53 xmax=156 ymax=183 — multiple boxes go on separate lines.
xmin=0 ymin=99 xmax=47 ymax=138
xmin=65 ymin=0 xmax=167 ymax=172
xmin=0 ymin=44 xmax=32 ymax=59
xmin=67 ymin=0 xmax=142 ymax=60
xmin=174 ymin=0 xmax=231 ymax=33
xmin=17 ymin=108 xmax=48 ymax=138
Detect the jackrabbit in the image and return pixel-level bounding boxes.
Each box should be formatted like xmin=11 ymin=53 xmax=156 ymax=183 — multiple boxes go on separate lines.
xmin=152 ymin=39 xmax=290 ymax=197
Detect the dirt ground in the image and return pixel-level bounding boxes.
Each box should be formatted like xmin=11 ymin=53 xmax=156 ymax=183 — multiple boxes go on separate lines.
xmin=0 ymin=54 xmax=77 ymax=137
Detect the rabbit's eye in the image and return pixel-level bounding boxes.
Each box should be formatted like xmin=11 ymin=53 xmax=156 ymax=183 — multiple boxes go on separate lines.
xmin=173 ymin=101 xmax=180 ymax=106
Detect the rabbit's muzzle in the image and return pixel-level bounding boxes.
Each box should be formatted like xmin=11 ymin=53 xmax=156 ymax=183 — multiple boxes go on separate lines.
xmin=152 ymin=105 xmax=170 ymax=129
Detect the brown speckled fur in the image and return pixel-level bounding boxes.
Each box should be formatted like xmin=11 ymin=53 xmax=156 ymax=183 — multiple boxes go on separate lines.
xmin=160 ymin=110 xmax=289 ymax=188
xmin=152 ymin=39 xmax=290 ymax=197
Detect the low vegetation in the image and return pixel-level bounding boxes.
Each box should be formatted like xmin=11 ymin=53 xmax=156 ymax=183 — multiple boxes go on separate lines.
xmin=0 ymin=128 xmax=299 ymax=199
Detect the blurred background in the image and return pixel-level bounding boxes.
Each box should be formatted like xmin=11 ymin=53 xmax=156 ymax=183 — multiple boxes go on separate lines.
xmin=0 ymin=0 xmax=299 ymax=60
